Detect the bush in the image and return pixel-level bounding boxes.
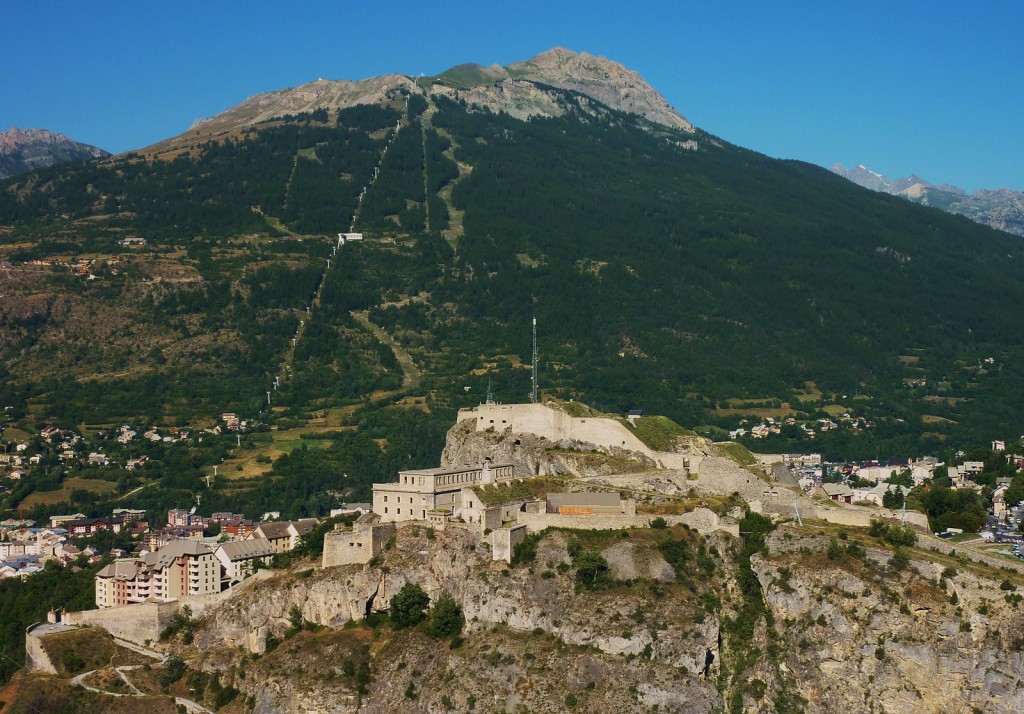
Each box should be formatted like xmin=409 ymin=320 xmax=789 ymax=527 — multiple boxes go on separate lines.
xmin=573 ymin=551 xmax=610 ymax=590
xmin=60 ymin=650 xmax=85 ymax=674
xmin=427 ymin=595 xmax=464 ymax=639
xmin=889 ymin=548 xmax=910 ymax=572
xmin=391 ymin=583 xmax=430 ymax=629
xmin=650 ymin=517 xmax=668 ymax=529
xmin=159 ymin=656 xmax=186 ymax=690
xmin=826 ymin=538 xmax=842 ymax=560
xmin=564 ymin=692 xmax=578 ymax=707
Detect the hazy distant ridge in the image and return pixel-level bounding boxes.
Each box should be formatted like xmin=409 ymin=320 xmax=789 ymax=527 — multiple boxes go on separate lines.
xmin=831 ymin=162 xmax=1024 ymax=238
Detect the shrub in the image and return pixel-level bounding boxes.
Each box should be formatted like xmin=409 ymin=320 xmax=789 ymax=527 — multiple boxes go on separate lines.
xmin=650 ymin=517 xmax=668 ymax=529
xmin=827 ymin=538 xmax=842 ymax=560
xmin=61 ymin=650 xmax=85 ymax=674
xmin=159 ymin=656 xmax=186 ymax=690
xmin=391 ymin=583 xmax=430 ymax=629
xmin=427 ymin=595 xmax=464 ymax=639
xmin=573 ymin=551 xmax=610 ymax=590
xmin=564 ymin=692 xmax=578 ymax=707
xmin=889 ymin=548 xmax=910 ymax=572
xmin=1000 ymin=580 xmax=1017 ymax=592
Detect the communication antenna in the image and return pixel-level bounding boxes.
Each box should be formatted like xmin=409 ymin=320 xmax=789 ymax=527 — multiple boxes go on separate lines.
xmin=486 ymin=378 xmax=494 ymax=405
xmin=530 ymin=316 xmax=538 ymax=404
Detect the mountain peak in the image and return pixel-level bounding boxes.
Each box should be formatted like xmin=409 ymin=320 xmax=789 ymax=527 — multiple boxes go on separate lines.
xmin=0 ymin=126 xmax=108 ymax=179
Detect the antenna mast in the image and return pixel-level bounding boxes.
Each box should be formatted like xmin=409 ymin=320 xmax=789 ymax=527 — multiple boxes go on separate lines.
xmin=530 ymin=316 xmax=538 ymax=404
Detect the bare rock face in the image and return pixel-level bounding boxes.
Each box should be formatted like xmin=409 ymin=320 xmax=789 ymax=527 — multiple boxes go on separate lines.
xmin=0 ymin=127 xmax=108 ymax=179
xmin=505 ymin=47 xmax=693 ymax=132
xmin=752 ymin=530 xmax=1024 ymax=713
xmin=153 ymin=48 xmax=693 ymax=155
xmin=192 ymin=525 xmax=724 ymax=713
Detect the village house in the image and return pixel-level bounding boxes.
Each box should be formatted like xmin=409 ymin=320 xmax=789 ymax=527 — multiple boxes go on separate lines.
xmin=818 ymin=482 xmax=855 ymax=504
xmin=246 ymin=519 xmax=318 ymax=552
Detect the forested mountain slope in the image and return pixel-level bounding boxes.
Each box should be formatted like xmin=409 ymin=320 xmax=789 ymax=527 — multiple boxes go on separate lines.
xmin=1 ymin=63 xmax=1023 ymax=522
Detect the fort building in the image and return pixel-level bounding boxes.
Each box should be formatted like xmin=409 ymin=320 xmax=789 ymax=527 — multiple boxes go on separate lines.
xmin=372 ymin=458 xmax=515 ymax=522
xmin=322 ymin=514 xmax=396 ymax=567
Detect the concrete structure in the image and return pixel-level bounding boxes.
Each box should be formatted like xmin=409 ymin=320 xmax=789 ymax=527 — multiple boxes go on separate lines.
xmin=215 ymin=538 xmax=274 ymax=584
xmin=372 ymin=460 xmax=515 ymax=522
xmin=94 ymin=540 xmax=219 ymax=608
xmin=322 ymin=515 xmax=395 ymax=567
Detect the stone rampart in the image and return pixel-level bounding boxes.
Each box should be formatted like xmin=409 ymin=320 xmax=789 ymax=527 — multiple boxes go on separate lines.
xmin=25 ymin=626 xmax=57 ymax=674
xmin=64 ymin=600 xmax=181 ymax=645
xmin=458 ymin=403 xmax=695 ymax=470
xmin=516 ymin=507 xmax=738 ymax=537
xmin=492 ymin=524 xmax=528 ymax=563
xmin=807 ymin=505 xmax=930 ymax=531
xmin=323 ymin=522 xmax=395 ymax=567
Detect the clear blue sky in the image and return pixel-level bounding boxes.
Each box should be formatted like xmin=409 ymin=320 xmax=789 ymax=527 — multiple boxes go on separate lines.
xmin=4 ymin=1 xmax=1021 ymax=191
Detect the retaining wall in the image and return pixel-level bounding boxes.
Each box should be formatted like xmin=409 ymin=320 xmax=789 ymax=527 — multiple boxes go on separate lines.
xmin=24 ymin=626 xmax=57 ymax=674
xmin=458 ymin=404 xmax=694 ymax=470
xmin=64 ymin=600 xmax=181 ymax=645
xmin=516 ymin=507 xmax=738 ymax=537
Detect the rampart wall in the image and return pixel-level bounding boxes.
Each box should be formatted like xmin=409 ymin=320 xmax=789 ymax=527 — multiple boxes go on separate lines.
xmin=64 ymin=600 xmax=181 ymax=645
xmin=516 ymin=507 xmax=738 ymax=537
xmin=458 ymin=404 xmax=694 ymax=470
xmin=24 ymin=627 xmax=57 ymax=674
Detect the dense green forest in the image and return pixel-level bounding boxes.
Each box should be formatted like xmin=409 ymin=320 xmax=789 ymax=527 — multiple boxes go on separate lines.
xmin=2 ymin=84 xmax=1024 ymax=531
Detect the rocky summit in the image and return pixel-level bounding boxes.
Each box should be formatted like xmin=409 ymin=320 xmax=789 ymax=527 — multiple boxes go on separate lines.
xmin=0 ymin=127 xmax=108 ymax=180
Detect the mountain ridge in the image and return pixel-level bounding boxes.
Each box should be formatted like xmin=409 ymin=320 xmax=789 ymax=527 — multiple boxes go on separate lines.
xmin=0 ymin=127 xmax=109 ymax=180
xmin=144 ymin=48 xmax=690 ymax=155
xmin=831 ymin=161 xmax=1024 ymax=237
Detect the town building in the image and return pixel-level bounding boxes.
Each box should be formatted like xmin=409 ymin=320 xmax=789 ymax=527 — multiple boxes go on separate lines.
xmin=94 ymin=540 xmax=220 ymax=608
xmin=215 ymin=538 xmax=274 ymax=585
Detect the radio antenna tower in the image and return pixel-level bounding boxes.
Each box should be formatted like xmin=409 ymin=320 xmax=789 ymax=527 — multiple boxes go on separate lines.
xmin=530 ymin=316 xmax=538 ymax=404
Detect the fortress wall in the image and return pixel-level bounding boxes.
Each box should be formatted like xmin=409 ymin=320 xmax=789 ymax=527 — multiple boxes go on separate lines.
xmin=64 ymin=600 xmax=181 ymax=645
xmin=460 ymin=404 xmax=654 ymax=458
xmin=808 ymin=506 xmax=930 ymax=532
xmin=516 ymin=507 xmax=738 ymax=537
xmin=25 ymin=628 xmax=57 ymax=673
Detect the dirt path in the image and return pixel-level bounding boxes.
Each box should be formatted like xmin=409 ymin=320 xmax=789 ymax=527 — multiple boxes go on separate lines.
xmin=350 ymin=310 xmax=420 ymax=389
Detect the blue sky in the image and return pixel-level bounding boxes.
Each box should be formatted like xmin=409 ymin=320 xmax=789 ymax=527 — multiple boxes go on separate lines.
xmin=4 ymin=1 xmax=1021 ymax=191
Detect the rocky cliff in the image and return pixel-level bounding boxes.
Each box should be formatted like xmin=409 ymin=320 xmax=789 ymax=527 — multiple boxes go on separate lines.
xmin=0 ymin=127 xmax=108 ymax=179
xmin=168 ymin=518 xmax=1024 ymax=713
xmin=151 ymin=48 xmax=694 ymax=155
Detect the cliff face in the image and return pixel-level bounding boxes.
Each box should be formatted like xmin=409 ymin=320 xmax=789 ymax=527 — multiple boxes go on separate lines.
xmin=440 ymin=417 xmax=661 ymax=478
xmin=192 ymin=524 xmax=725 ymax=713
xmin=753 ymin=530 xmax=1024 ymax=713
xmin=181 ymin=523 xmax=1024 ymax=714
xmin=0 ymin=127 xmax=108 ymax=179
